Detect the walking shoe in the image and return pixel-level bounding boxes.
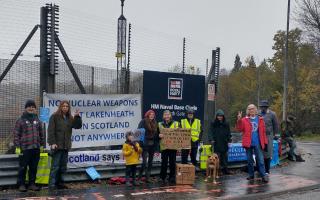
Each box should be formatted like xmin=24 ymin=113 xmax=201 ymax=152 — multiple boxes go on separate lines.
xmin=296 ymin=155 xmax=305 ymax=162
xmin=19 ymin=185 xmax=27 ymax=192
xmin=29 ymin=184 xmax=40 ymax=191
xmin=262 ymin=176 xmax=269 ymax=183
xmin=246 ymin=176 xmax=254 ymax=181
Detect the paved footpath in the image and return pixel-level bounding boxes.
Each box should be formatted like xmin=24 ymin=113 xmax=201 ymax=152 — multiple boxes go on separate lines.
xmin=0 ymin=142 xmax=319 ymax=200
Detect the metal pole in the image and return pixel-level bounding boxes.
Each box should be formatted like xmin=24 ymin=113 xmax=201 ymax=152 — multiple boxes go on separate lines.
xmin=91 ymin=67 xmax=94 ymax=94
xmin=283 ymin=0 xmax=290 ymax=121
xmin=206 ymin=58 xmax=209 ymax=77
xmin=0 ymin=25 xmax=39 ymax=83
xmin=182 ymin=37 xmax=186 ymax=73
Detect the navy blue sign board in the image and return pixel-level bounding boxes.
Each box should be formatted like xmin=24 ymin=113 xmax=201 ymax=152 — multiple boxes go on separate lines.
xmin=143 ymin=70 xmax=205 ymax=123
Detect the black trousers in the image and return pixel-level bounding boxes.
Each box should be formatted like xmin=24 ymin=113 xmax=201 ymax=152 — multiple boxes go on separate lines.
xmin=181 ymin=146 xmax=198 ymax=166
xmin=139 ymin=145 xmax=155 ymax=179
xmin=181 ymin=141 xmax=199 ymax=166
xmin=126 ymin=164 xmax=137 ymax=182
xmin=216 ymin=151 xmax=228 ymax=170
xmin=17 ymin=149 xmax=40 ymax=186
xmin=160 ymin=149 xmax=177 ymax=180
xmin=264 ymin=158 xmax=271 ymax=173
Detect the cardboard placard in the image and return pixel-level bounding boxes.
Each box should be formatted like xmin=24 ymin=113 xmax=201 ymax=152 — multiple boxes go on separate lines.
xmin=176 ymin=164 xmax=195 ymax=185
xmin=160 ymin=128 xmax=191 ymax=150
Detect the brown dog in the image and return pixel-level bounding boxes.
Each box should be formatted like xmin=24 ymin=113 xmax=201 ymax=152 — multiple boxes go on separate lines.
xmin=205 ymin=153 xmax=220 ymax=184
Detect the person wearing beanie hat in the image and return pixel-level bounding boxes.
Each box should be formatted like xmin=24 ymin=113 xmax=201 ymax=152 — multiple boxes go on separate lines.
xmin=137 ymin=109 xmax=158 ymax=183
xmin=14 ymin=100 xmax=44 ymax=192
xmin=259 ymin=100 xmax=280 ymax=173
xmin=25 ymin=100 xmax=37 ymax=109
xmin=208 ymin=109 xmax=232 ymax=175
xmin=181 ymin=108 xmax=203 ymax=168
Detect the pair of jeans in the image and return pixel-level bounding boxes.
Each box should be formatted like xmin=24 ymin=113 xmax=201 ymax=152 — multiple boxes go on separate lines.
xmin=49 ymin=149 xmax=68 ymax=187
xmin=139 ymin=145 xmax=155 ymax=179
xmin=17 ymin=149 xmax=40 ymax=186
xmin=181 ymin=141 xmax=199 ymax=166
xmin=246 ymin=145 xmax=266 ymax=178
xmin=216 ymin=151 xmax=228 ymax=171
xmin=126 ymin=164 xmax=137 ymax=183
xmin=160 ymin=149 xmax=177 ymax=180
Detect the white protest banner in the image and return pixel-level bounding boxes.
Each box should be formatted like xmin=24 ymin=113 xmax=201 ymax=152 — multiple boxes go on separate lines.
xmin=43 ymin=94 xmax=141 ymax=148
xmin=67 ymin=150 xmax=183 ymax=169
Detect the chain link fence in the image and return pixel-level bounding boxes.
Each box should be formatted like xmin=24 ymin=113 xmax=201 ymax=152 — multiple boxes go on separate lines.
xmin=0 ymin=59 xmax=142 ymax=154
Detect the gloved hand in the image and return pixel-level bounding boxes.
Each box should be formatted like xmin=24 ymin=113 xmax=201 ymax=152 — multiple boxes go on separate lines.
xmin=15 ymin=147 xmax=22 ymax=155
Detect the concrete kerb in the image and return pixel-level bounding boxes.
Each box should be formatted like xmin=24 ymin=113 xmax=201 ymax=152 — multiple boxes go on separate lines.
xmin=225 ymin=183 xmax=320 ymax=200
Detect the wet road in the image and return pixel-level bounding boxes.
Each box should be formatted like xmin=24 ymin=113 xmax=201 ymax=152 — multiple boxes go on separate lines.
xmin=1 ymin=142 xmax=319 ymax=200
xmin=270 ymin=188 xmax=320 ymax=200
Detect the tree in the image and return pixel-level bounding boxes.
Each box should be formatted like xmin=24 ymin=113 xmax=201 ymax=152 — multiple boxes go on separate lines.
xmin=295 ymin=0 xmax=320 ymax=50
xmin=232 ymin=54 xmax=242 ymax=73
xmin=244 ymin=56 xmax=256 ymax=68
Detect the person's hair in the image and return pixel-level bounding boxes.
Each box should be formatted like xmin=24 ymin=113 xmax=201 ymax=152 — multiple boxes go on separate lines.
xmin=125 ymin=131 xmax=133 ymax=142
xmin=54 ymin=100 xmax=73 ymax=119
xmin=162 ymin=110 xmax=172 ymax=120
xmin=246 ymin=104 xmax=258 ymax=116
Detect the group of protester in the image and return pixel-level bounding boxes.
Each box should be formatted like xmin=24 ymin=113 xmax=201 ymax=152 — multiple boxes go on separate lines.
xmin=14 ymin=100 xmax=82 ymax=192
xmin=13 ymin=99 xmax=304 ymax=192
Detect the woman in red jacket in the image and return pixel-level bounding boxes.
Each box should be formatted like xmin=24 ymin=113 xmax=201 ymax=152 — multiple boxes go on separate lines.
xmin=236 ymin=104 xmax=269 ymax=183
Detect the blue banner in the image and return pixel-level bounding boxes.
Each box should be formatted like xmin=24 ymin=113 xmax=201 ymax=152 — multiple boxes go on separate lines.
xmin=228 ymin=143 xmax=247 ymax=162
xmin=39 ymin=107 xmax=50 ymax=123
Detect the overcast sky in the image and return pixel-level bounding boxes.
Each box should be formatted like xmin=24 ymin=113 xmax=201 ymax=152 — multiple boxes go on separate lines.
xmin=1 ymin=0 xmax=298 ymax=73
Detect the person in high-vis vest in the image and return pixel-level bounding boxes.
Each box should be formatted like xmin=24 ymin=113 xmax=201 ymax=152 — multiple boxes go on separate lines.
xmin=158 ymin=110 xmax=179 ymax=184
xmin=181 ymin=109 xmax=202 ymax=167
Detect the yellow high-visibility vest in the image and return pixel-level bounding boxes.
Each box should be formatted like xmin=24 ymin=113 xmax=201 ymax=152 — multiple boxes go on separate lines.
xmin=158 ymin=121 xmax=179 ymax=151
xmin=26 ymin=153 xmax=51 ymax=184
xmin=158 ymin=121 xmax=179 ymax=129
xmin=200 ymin=145 xmax=212 ymax=170
xmin=181 ymin=118 xmax=201 ymax=142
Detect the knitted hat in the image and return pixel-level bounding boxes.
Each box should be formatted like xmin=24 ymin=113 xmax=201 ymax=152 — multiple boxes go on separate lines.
xmin=215 ymin=109 xmax=225 ymax=116
xmin=25 ymin=100 xmax=36 ymax=109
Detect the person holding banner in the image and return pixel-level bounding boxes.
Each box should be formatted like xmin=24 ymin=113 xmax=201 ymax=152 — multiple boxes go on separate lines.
xmin=137 ymin=110 xmax=158 ymax=183
xmin=181 ymin=109 xmax=202 ymax=167
xmin=208 ymin=109 xmax=232 ymax=175
xmin=47 ymin=100 xmax=82 ymax=190
xmin=158 ymin=110 xmax=180 ymax=184
xmin=14 ymin=100 xmax=44 ymax=192
xmin=236 ymin=104 xmax=269 ymax=183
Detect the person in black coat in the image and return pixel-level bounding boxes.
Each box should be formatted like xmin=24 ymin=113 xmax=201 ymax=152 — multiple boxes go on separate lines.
xmin=208 ymin=109 xmax=232 ymax=175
